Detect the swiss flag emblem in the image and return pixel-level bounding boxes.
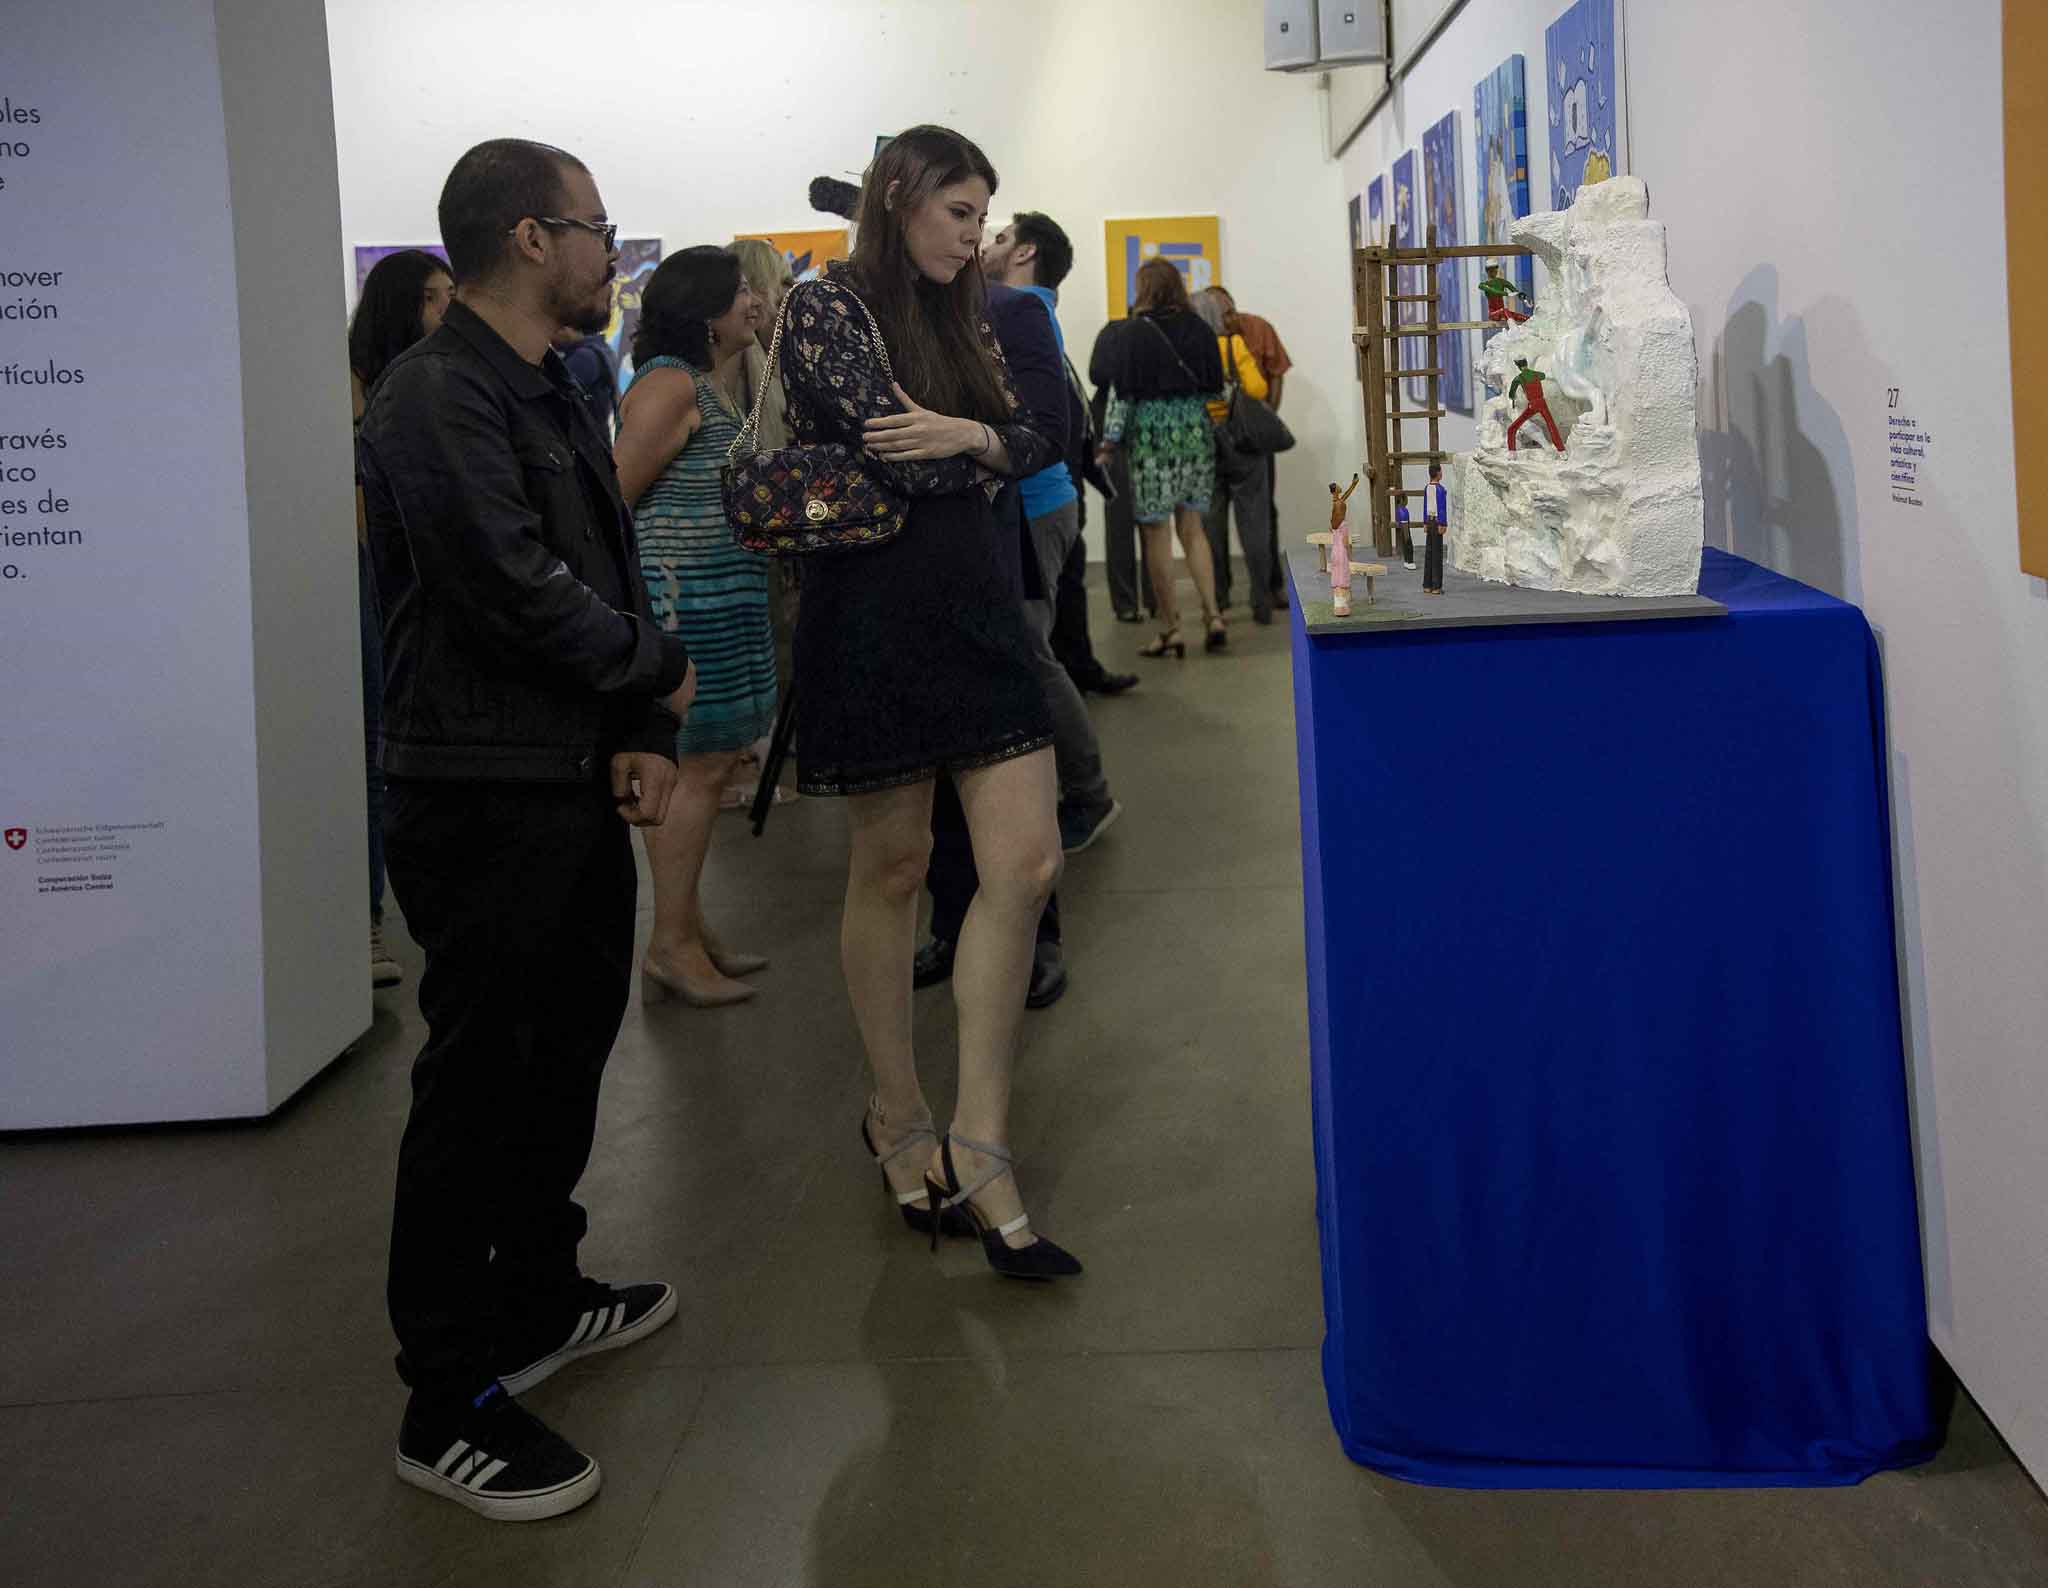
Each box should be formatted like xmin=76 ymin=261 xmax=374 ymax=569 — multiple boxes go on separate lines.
xmin=4 ymin=828 xmax=25 ymax=851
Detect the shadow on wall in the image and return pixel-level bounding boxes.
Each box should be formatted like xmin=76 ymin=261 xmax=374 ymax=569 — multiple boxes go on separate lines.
xmin=1698 ymin=265 xmax=1866 ymax=604
xmin=1276 ymin=372 xmax=1348 ymax=543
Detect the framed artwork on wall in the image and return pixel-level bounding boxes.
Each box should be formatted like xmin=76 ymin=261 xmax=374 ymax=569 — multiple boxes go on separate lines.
xmin=1422 ymin=110 xmax=1470 ymax=416
xmin=733 ymin=227 xmax=848 ymax=286
xmin=1102 ymin=215 xmax=1221 ymax=319
xmin=351 ymin=243 xmax=445 ymax=303
xmin=606 ymin=238 xmax=664 ymax=394
xmin=1349 ymin=193 xmax=1363 ymax=255
xmin=1391 ymin=151 xmax=1424 ymax=405
xmin=1367 ymin=174 xmax=1386 ymax=246
xmin=1545 ymin=0 xmax=1627 ymax=210
xmin=2008 ymin=3 xmax=2048 ymax=575
xmin=1475 ymin=53 xmax=1534 ymax=311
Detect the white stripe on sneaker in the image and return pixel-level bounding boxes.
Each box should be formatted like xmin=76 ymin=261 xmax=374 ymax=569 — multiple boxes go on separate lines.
xmin=433 ymin=1439 xmax=470 ymax=1477
xmin=451 ymin=1451 xmax=485 ymax=1485
xmin=567 ymin=1309 xmax=597 ymax=1347
xmin=466 ymin=1456 xmax=508 ymax=1491
xmin=606 ymin=1303 xmax=625 ymax=1337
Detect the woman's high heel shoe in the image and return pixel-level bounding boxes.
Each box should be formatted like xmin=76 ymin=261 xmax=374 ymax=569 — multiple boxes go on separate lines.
xmin=640 ymin=957 xmax=757 ymax=1008
xmin=924 ymin=1132 xmax=1082 ymax=1281
xmin=1138 ymin=625 xmax=1185 ymax=659
xmin=862 ymin=1100 xmax=973 ymax=1238
xmin=1204 ymin=614 xmax=1229 ymax=652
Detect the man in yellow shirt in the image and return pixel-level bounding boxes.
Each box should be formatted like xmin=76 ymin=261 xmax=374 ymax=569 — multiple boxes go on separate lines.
xmin=1195 ymin=288 xmax=1278 ymax=623
xmin=1210 ymin=286 xmax=1293 ymax=614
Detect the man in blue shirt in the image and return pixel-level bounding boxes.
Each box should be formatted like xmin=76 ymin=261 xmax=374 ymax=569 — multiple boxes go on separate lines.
xmin=549 ymin=325 xmax=618 ymax=439
xmin=980 ymin=212 xmax=1121 ymax=856
xmin=1422 ymin=463 xmax=1449 ymax=594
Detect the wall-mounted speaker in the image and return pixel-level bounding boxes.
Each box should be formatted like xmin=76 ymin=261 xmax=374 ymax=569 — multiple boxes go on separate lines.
xmin=1265 ymin=0 xmax=1387 ymax=73
xmin=1317 ymin=0 xmax=1383 ymax=64
xmin=1264 ymin=0 xmax=1319 ymax=72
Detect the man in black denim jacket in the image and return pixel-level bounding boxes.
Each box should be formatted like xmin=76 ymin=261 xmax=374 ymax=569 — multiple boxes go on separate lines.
xmin=358 ymin=138 xmax=695 ymax=1523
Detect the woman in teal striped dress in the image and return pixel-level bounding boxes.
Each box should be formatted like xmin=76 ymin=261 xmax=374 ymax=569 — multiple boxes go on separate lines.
xmin=615 ymin=246 xmax=777 ymax=1007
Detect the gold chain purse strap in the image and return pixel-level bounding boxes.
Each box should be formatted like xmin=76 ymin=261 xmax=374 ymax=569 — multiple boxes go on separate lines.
xmin=725 ymin=277 xmax=896 ymax=466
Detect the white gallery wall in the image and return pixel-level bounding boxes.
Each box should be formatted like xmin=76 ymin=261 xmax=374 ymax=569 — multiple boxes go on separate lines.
xmin=323 ymin=0 xmax=1356 ymax=564
xmin=1341 ymin=0 xmax=2048 ymax=1491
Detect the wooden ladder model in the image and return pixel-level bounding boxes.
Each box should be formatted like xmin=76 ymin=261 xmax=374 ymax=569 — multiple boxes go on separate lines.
xmin=1351 ymin=232 xmax=1535 ymax=559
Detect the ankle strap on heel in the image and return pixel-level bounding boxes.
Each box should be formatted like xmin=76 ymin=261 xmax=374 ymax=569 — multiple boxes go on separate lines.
xmin=868 ymin=1097 xmax=937 ymax=1169
xmin=937 ymin=1133 xmax=1030 ymax=1237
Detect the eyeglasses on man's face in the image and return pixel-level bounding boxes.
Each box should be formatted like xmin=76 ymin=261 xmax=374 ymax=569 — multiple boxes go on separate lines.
xmin=512 ymin=216 xmax=619 ymax=251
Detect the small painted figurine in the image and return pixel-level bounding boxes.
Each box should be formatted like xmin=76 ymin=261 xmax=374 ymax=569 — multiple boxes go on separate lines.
xmin=1328 ymin=476 xmax=1359 ymax=615
xmin=1394 ymin=496 xmax=1415 ymax=570
xmin=1422 ymin=463 xmax=1449 ymax=594
xmin=1478 ymin=261 xmax=1533 ymax=324
xmin=1507 ymin=357 xmax=1566 ymax=453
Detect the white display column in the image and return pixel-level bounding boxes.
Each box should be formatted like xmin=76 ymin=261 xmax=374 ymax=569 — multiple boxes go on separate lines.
xmin=0 ymin=0 xmax=365 ymax=1125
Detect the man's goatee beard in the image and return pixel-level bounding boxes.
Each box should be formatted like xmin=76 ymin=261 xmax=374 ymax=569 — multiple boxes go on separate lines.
xmin=560 ymin=281 xmax=613 ymax=337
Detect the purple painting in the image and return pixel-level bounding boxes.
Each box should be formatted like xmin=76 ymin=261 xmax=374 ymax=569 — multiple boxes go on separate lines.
xmin=352 ymin=243 xmax=447 ymax=302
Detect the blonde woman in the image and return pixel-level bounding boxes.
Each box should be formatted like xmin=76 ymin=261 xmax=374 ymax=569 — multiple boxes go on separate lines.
xmin=725 ymin=238 xmax=795 ymax=449
xmin=727 ymin=238 xmax=801 ymax=748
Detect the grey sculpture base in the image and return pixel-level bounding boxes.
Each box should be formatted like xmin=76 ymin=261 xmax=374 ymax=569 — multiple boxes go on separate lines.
xmin=1288 ymin=547 xmax=1726 ymax=635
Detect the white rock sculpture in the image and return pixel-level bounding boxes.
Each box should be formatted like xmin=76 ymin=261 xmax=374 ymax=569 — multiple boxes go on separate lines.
xmin=1451 ymin=176 xmax=1703 ymax=596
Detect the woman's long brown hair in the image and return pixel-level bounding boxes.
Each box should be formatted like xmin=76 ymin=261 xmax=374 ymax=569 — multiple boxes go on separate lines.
xmin=1131 ymin=256 xmax=1189 ymax=315
xmin=849 ymin=125 xmax=1014 ymax=424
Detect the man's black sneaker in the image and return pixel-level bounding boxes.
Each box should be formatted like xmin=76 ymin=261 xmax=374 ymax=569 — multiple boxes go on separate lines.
xmin=1079 ymin=669 xmax=1140 ymax=696
xmin=913 ymin=936 xmax=956 ymax=989
xmin=1025 ymin=941 xmax=1069 ymax=1010
xmin=1058 ymin=798 xmax=1123 ymax=855
xmin=497 ymin=1280 xmax=676 ymax=1396
xmin=394 ymin=1381 xmax=600 ymax=1522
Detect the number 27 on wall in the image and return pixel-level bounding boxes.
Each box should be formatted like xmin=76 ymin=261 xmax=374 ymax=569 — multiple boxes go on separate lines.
xmin=1887 ymin=387 xmax=1901 ymax=408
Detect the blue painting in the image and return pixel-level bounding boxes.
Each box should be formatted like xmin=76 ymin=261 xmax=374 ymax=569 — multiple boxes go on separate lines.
xmin=1421 ymin=110 xmax=1469 ymax=416
xmin=1391 ymin=149 xmax=1424 ymax=405
xmin=1546 ymin=0 xmax=1619 ymax=210
xmin=1367 ymin=174 xmax=1386 ymax=246
xmin=1475 ymin=53 xmax=1534 ymax=312
xmin=1349 ymin=193 xmax=1363 ymax=254
xmin=606 ymin=238 xmax=664 ymax=394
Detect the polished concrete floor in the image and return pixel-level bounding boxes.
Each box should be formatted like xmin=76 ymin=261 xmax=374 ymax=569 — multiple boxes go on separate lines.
xmin=4 ymin=573 xmax=2047 ymax=1588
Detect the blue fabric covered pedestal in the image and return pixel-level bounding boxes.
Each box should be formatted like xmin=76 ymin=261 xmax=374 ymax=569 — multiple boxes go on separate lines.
xmin=1290 ymin=547 xmax=1936 ymax=1488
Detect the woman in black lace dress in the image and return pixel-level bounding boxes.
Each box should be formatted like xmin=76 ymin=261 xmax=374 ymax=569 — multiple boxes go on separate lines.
xmin=777 ymin=126 xmax=1080 ymax=1279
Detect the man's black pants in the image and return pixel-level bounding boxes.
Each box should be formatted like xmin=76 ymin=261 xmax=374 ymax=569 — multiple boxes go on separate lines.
xmin=1051 ymin=503 xmax=1107 ymax=689
xmin=1103 ymin=447 xmax=1152 ymax=619
xmin=382 ymin=776 xmax=636 ymax=1403
xmin=927 ymin=772 xmax=1060 ymax=947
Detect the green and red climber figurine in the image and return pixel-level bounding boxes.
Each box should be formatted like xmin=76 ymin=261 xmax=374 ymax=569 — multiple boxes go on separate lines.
xmin=1507 ymin=358 xmax=1566 ymax=454
xmin=1478 ymin=261 xmax=1533 ymax=325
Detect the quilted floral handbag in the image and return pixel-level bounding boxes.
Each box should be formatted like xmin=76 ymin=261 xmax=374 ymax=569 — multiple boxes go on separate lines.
xmin=722 ymin=284 xmax=908 ymax=555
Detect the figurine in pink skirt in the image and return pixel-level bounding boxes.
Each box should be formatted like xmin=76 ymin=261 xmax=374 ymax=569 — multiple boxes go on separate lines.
xmin=1328 ymin=476 xmax=1359 ymax=615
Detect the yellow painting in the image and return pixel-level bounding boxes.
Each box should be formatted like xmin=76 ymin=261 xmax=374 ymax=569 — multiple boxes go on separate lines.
xmin=734 ymin=227 xmax=849 ymax=283
xmin=1102 ymin=215 xmax=1222 ymax=320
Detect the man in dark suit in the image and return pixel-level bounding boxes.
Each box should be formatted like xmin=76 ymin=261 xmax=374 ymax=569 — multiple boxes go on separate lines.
xmin=914 ymin=259 xmax=1089 ymax=1009
xmin=1088 ymin=315 xmax=1150 ymax=621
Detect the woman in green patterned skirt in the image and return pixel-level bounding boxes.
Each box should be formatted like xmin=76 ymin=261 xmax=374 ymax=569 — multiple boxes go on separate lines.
xmin=1094 ymin=256 xmax=1229 ymax=656
xmin=615 ymin=246 xmax=777 ymax=1007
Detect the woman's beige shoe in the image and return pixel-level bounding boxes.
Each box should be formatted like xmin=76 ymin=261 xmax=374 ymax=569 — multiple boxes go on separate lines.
xmin=640 ymin=958 xmax=758 ymax=1008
